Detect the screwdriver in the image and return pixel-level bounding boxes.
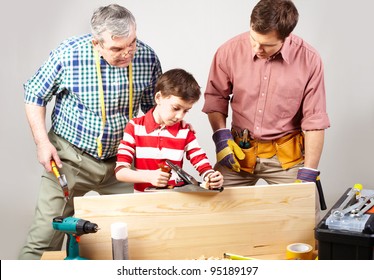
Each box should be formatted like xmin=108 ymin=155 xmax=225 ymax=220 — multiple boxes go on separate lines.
xmin=239 ymin=129 xmax=250 ymax=149
xmin=51 ymin=160 xmax=69 ymax=202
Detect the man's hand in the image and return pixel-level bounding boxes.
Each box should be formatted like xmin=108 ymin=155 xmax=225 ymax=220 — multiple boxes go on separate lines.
xmin=296 ymin=167 xmax=319 ymax=182
xmin=36 ymin=140 xmax=61 ymax=172
xmin=181 ymin=120 xmax=195 ymax=133
xmin=212 ymin=129 xmax=245 ymax=172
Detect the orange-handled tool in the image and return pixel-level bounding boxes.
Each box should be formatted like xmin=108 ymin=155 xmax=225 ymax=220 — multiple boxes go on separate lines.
xmin=51 ymin=160 xmax=69 ymax=202
xmin=158 ymin=162 xmax=174 ymax=189
xmin=159 ymin=162 xmax=171 ymax=173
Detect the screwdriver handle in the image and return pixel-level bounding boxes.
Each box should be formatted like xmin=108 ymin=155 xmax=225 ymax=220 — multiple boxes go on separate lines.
xmin=51 ymin=160 xmax=61 ymax=178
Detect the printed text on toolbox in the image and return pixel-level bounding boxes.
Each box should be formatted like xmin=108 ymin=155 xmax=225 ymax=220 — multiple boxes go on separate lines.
xmin=117 ymin=265 xmax=259 ymax=276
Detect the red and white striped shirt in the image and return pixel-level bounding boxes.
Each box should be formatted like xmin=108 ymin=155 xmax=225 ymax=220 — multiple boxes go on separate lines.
xmin=116 ymin=108 xmax=214 ymax=191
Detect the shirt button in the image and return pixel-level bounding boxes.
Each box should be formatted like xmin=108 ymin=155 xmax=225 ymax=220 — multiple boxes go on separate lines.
xmin=261 ymin=92 xmax=265 ymax=96
xmin=264 ymin=76 xmax=267 ymax=80
xmin=258 ymin=109 xmax=262 ymax=113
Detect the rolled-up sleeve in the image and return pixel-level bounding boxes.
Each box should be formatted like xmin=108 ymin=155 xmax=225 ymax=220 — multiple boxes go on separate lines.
xmin=202 ymin=50 xmax=231 ymax=117
xmin=301 ymin=54 xmax=330 ymax=131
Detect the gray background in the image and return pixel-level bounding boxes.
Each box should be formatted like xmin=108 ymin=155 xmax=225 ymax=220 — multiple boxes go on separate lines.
xmin=1 ymin=0 xmax=373 ymax=259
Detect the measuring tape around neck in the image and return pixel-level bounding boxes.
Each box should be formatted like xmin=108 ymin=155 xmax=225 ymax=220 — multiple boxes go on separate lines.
xmin=93 ymin=49 xmax=133 ymax=158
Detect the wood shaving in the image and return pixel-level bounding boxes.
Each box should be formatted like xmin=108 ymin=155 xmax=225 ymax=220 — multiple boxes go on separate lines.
xmin=193 ymin=255 xmax=227 ymax=260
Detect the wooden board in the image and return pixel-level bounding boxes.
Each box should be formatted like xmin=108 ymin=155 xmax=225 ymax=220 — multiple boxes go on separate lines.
xmin=74 ymin=183 xmax=316 ymax=260
xmin=40 ymin=250 xmax=294 ymax=260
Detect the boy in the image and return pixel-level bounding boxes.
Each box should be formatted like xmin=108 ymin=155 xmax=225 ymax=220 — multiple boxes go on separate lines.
xmin=115 ymin=69 xmax=223 ymax=191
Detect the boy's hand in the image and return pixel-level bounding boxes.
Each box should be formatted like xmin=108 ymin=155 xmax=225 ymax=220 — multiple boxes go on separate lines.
xmin=204 ymin=170 xmax=224 ymax=189
xmin=148 ymin=169 xmax=171 ymax=188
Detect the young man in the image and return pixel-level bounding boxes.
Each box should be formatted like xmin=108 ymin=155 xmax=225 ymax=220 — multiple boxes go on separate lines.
xmin=203 ymin=0 xmax=330 ymax=186
xmin=20 ymin=4 xmax=162 ymax=259
xmin=116 ymin=69 xmax=223 ymax=191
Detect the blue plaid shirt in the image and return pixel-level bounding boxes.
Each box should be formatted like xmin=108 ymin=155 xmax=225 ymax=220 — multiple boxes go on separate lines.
xmin=24 ymin=34 xmax=162 ymax=159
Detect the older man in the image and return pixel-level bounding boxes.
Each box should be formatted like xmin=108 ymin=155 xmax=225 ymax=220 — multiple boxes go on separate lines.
xmin=20 ymin=4 xmax=162 ymax=259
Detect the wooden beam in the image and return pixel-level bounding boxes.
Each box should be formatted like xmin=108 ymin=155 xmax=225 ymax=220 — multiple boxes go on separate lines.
xmin=74 ymin=183 xmax=316 ymax=260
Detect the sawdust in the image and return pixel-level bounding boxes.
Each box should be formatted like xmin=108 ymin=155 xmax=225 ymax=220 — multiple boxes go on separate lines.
xmin=194 ymin=255 xmax=229 ymax=260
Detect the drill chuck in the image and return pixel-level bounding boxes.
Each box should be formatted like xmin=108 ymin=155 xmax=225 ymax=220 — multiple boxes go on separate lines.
xmin=80 ymin=220 xmax=99 ymax=234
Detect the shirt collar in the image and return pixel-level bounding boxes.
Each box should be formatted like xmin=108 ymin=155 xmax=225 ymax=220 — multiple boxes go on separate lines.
xmin=144 ymin=108 xmax=180 ymax=137
xmin=278 ymin=35 xmax=291 ymax=64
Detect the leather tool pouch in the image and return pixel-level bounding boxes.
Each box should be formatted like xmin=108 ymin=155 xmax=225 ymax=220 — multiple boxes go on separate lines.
xmin=232 ymin=131 xmax=257 ymax=174
xmin=275 ymin=132 xmax=304 ymax=170
xmin=232 ymin=130 xmax=304 ymax=173
xmin=238 ymin=146 xmax=257 ymax=174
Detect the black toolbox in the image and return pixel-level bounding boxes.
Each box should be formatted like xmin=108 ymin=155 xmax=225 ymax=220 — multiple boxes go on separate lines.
xmin=315 ymin=188 xmax=374 ymax=260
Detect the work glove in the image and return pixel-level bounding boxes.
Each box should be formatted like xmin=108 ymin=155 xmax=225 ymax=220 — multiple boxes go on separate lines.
xmin=212 ymin=129 xmax=245 ymax=172
xmin=296 ymin=167 xmax=327 ymax=210
xmin=296 ymin=167 xmax=319 ymax=182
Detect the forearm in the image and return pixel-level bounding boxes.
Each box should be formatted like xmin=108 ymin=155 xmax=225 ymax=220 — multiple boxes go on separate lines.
xmin=25 ymin=103 xmax=49 ymax=145
xmin=116 ymin=167 xmax=151 ymax=184
xmin=303 ymin=130 xmax=325 ymax=169
xmin=116 ymin=165 xmax=171 ymax=188
xmin=207 ymin=112 xmax=227 ymax=132
xmin=25 ymin=103 xmax=61 ymax=170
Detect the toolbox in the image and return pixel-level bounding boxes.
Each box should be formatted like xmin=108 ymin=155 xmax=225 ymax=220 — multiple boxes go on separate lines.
xmin=315 ymin=187 xmax=374 ymax=260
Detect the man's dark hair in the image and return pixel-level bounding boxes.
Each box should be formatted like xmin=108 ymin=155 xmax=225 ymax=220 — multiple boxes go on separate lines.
xmin=250 ymin=0 xmax=299 ymax=40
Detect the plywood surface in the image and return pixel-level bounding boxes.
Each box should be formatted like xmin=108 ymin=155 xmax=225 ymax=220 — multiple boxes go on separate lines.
xmin=74 ymin=183 xmax=316 ymax=260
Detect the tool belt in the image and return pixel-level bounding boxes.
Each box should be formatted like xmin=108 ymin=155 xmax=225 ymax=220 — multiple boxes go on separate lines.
xmin=232 ymin=130 xmax=304 ymax=173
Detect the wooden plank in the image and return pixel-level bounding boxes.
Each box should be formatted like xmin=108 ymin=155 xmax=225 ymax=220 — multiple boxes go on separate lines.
xmin=40 ymin=250 xmax=296 ymax=260
xmin=74 ymin=183 xmax=316 ymax=260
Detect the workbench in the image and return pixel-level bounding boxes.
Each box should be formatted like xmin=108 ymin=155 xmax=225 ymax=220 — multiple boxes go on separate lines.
xmin=43 ymin=183 xmax=316 ymax=260
xmin=41 ymin=250 xmax=290 ymax=260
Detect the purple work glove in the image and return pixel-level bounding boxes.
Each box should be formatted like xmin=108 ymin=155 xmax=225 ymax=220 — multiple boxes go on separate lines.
xmin=212 ymin=129 xmax=245 ymax=172
xmin=296 ymin=167 xmax=320 ymax=182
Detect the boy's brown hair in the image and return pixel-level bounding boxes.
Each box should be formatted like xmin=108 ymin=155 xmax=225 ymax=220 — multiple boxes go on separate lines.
xmin=155 ymin=68 xmax=201 ymax=103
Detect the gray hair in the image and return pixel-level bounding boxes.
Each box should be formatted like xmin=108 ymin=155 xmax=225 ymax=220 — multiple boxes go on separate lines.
xmin=91 ymin=4 xmax=136 ymax=42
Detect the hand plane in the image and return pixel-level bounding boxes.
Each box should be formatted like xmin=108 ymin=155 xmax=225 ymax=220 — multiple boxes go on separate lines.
xmin=144 ymin=160 xmax=223 ymax=193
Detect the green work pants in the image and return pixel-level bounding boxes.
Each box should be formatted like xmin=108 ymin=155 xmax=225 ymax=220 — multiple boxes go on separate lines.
xmin=18 ymin=130 xmax=133 ymax=260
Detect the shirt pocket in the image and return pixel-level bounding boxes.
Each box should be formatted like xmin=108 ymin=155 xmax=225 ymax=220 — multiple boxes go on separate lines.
xmin=270 ymin=86 xmax=303 ymax=119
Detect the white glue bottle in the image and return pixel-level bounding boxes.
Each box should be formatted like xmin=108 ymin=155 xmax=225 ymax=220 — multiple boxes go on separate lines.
xmin=111 ymin=222 xmax=129 ymax=260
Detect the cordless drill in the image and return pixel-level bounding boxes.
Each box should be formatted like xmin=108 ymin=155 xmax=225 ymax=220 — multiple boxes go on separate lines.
xmin=52 ymin=216 xmax=99 ymax=260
